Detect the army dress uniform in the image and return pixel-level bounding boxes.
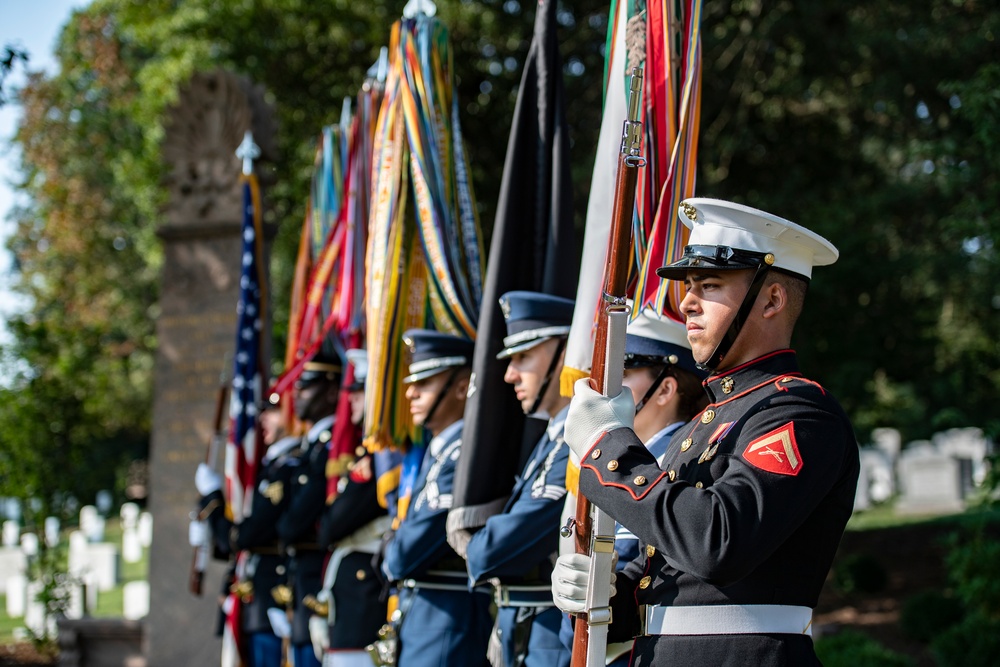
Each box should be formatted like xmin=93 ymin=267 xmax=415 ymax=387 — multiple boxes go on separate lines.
xmin=233 ymin=434 xmax=303 ymax=666
xmin=383 ymin=418 xmax=493 ymax=667
xmin=276 ymin=414 xmax=337 ymax=667
xmin=314 ymin=447 xmax=390 ymax=664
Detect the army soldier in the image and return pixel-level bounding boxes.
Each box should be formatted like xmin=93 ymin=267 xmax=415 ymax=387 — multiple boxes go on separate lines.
xmin=311 ymin=349 xmax=390 ymax=667
xmin=273 ymin=352 xmax=343 ymax=667
xmin=382 ymin=330 xmax=493 ymax=667
xmin=557 ymin=199 xmax=860 ymax=666
xmin=465 ymin=291 xmax=575 ymax=667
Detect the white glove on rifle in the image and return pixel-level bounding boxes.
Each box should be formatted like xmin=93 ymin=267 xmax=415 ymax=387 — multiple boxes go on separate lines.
xmin=565 ymin=379 xmax=636 ymax=462
xmin=195 ymin=462 xmax=223 ymax=496
xmin=551 ymin=552 xmax=617 ymax=614
xmin=188 ymin=519 xmax=208 ymax=548
xmin=308 ymin=615 xmax=330 ymax=660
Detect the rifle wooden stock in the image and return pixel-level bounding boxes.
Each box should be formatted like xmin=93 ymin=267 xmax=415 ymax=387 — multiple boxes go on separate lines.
xmin=571 ymin=67 xmax=645 ymax=667
xmin=189 ymin=377 xmax=229 ymax=596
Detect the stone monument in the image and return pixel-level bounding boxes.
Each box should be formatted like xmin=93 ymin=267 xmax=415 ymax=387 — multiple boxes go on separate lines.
xmin=145 ymin=69 xmax=276 ymax=667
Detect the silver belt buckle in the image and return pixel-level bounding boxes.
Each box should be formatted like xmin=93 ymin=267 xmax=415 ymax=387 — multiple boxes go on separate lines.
xmin=494 ymin=585 xmax=510 ymax=607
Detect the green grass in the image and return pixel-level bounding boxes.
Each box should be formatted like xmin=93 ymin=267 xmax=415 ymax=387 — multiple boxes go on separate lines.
xmin=0 ymin=594 xmax=23 ymax=643
xmin=848 ymin=500 xmax=1000 ymax=532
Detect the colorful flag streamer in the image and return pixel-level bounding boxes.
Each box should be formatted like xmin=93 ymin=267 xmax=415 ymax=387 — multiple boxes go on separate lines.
xmin=561 ymin=0 xmax=703 ymax=393
xmin=365 ymin=12 xmax=484 ymax=456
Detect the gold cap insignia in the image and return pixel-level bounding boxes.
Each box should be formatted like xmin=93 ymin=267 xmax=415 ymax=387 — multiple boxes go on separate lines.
xmin=681 ymin=202 xmax=698 ymax=221
xmin=764 ymin=253 xmax=775 ymax=265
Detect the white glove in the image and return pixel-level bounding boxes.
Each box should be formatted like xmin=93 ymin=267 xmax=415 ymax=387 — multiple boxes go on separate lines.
xmin=551 ymin=552 xmax=617 ymax=614
xmin=188 ymin=519 xmax=208 ymax=547
xmin=195 ymin=463 xmax=222 ymax=496
xmin=308 ymin=615 xmax=330 ymax=659
xmin=565 ymin=379 xmax=636 ymax=461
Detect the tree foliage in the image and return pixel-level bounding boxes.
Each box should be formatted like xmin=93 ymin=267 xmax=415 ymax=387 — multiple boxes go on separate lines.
xmin=1 ymin=0 xmax=998 ymax=514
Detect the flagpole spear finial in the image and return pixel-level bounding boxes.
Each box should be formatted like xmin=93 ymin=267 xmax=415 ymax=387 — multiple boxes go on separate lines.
xmin=236 ymin=130 xmax=261 ymax=176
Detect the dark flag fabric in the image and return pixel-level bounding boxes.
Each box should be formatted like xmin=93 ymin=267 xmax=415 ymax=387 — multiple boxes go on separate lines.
xmin=448 ymin=0 xmax=580 ymax=546
xmin=224 ymin=173 xmax=266 ymax=524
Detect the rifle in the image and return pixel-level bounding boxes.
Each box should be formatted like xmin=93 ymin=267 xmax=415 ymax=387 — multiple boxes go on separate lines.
xmin=189 ymin=366 xmax=230 ymax=596
xmin=570 ymin=67 xmax=645 ymax=667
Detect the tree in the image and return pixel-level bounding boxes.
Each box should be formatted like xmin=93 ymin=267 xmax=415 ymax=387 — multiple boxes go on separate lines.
xmin=0 ymin=43 xmax=29 ymax=106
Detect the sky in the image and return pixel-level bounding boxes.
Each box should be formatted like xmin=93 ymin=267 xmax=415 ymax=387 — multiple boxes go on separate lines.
xmin=0 ymin=0 xmax=91 ymax=332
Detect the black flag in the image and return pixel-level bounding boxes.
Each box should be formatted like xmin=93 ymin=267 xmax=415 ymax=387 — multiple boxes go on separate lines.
xmin=448 ymin=0 xmax=579 ymax=549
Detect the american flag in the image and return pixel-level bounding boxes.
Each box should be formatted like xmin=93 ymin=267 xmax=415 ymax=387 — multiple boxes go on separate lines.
xmin=224 ymin=174 xmax=266 ymax=523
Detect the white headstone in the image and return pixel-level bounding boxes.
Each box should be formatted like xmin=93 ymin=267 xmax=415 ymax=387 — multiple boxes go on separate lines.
xmin=871 ymin=427 xmax=903 ymax=461
xmin=123 ymin=580 xmax=150 ymax=620
xmin=82 ymin=542 xmax=120 ymax=591
xmin=2 ymin=520 xmax=18 ymax=547
xmin=120 ymin=502 xmax=140 ymax=529
xmin=0 ymin=547 xmax=27 ymax=594
xmin=860 ymin=448 xmax=895 ymax=504
xmin=20 ymin=532 xmax=39 ymax=557
xmin=84 ymin=515 xmax=106 ymax=543
xmin=934 ymin=427 xmax=989 ymax=486
xmin=24 ymin=580 xmax=46 ymax=636
xmin=68 ymin=530 xmax=89 ymax=579
xmin=80 ymin=505 xmax=98 ymax=537
xmin=138 ymin=511 xmax=153 ymax=547
xmin=65 ymin=580 xmax=85 ymax=619
xmin=122 ymin=527 xmax=143 ymax=564
xmin=44 ymin=516 xmax=60 ymax=547
xmin=5 ymin=572 xmax=26 ymax=617
xmin=897 ymin=446 xmax=967 ymax=514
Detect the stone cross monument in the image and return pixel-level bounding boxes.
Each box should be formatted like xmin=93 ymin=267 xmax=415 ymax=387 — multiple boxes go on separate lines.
xmin=146 ymin=69 xmax=276 ymax=667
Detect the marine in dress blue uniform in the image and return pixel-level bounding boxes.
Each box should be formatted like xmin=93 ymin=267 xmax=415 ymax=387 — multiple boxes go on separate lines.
xmin=465 ymin=292 xmax=575 ymax=667
xmin=382 ymin=330 xmax=493 ymax=667
xmin=559 ymin=199 xmax=860 ymax=666
xmin=311 ymin=349 xmax=390 ymax=667
xmin=275 ymin=354 xmax=343 ymax=667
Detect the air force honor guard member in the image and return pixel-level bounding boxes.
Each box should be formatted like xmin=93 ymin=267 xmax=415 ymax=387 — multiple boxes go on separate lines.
xmin=556 ymin=307 xmax=710 ymax=666
xmin=382 ymin=330 xmax=493 ymax=667
xmin=556 ymin=199 xmax=860 ymax=666
xmin=465 ymin=291 xmax=575 ymax=667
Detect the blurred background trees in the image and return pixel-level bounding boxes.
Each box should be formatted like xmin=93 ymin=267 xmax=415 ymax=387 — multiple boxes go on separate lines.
xmin=0 ymin=0 xmax=997 ymax=518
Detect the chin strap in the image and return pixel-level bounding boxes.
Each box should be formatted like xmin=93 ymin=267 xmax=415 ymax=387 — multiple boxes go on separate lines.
xmin=526 ymin=337 xmax=567 ymax=416
xmin=423 ymin=368 xmax=460 ymax=426
xmin=634 ymin=364 xmax=672 ymax=415
xmin=697 ymin=264 xmax=771 ymax=373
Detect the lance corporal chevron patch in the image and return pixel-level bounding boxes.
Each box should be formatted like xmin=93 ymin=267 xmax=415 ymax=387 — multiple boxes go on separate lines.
xmin=742 ymin=422 xmax=803 ymax=476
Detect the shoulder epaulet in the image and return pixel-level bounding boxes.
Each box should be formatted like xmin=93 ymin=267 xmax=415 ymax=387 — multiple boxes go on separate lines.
xmin=773 ymin=375 xmax=826 ymax=395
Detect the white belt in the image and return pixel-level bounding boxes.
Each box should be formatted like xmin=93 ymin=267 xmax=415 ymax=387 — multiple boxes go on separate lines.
xmin=641 ymin=604 xmax=813 ymax=637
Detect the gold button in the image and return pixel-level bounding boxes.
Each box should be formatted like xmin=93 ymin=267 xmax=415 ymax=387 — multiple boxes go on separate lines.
xmin=633 ymin=475 xmax=647 ymax=486
xmin=695 ymin=481 xmax=704 ymax=489
xmin=681 ymin=438 xmax=693 ymax=452
xmin=721 ymin=377 xmax=734 ymax=394
xmin=639 ymin=576 xmax=651 ymax=589
xmin=646 ymin=545 xmax=656 ymax=558
xmin=356 ymin=569 xmax=367 ymax=581
xmin=701 ymin=409 xmax=716 ymax=424
xmin=606 ymin=460 xmax=619 ymax=471
xmin=356 ymin=446 xmax=366 ymax=457
xmin=668 ymin=470 xmax=676 ymax=482
xmin=298 ymin=474 xmax=309 ymax=484
xmin=591 ymin=448 xmax=602 ymax=460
